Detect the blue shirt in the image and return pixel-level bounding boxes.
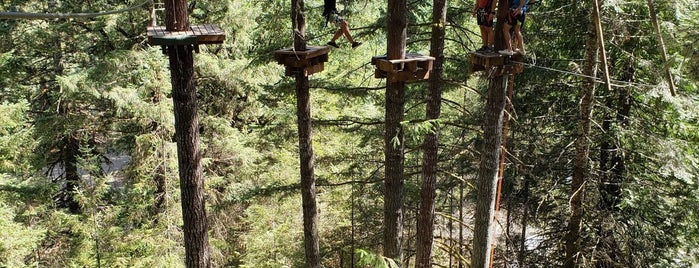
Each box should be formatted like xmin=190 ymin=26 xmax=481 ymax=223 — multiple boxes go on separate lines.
xmin=512 ymin=0 xmax=529 ymax=13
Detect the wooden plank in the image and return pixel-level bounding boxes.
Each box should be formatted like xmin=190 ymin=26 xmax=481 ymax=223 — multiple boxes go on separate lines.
xmin=405 ymin=61 xmax=418 ymax=72
xmin=375 ymin=59 xmax=396 ymax=73
xmin=151 ymin=35 xmax=197 ymax=46
xmin=147 ymin=25 xmax=225 ymax=45
xmin=273 ymin=46 xmax=329 ymax=59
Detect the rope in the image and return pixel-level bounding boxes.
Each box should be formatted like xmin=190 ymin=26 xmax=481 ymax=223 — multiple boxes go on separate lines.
xmin=513 ymin=60 xmax=657 ymax=89
xmin=0 ymin=0 xmax=152 ymax=20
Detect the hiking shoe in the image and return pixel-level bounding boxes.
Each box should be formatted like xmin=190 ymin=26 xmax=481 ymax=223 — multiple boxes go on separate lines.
xmin=499 ymin=49 xmax=515 ymax=56
xmin=327 ymin=41 xmax=339 ymax=48
xmin=352 ymin=42 xmax=362 ymax=48
xmin=476 ymin=45 xmax=489 ymax=52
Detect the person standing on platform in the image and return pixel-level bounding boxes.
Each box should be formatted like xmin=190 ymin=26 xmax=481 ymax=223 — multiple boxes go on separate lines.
xmin=500 ymin=0 xmax=529 ymax=55
xmin=473 ymin=0 xmax=496 ymax=52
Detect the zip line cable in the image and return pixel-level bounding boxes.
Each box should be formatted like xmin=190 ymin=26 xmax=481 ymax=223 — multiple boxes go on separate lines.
xmin=0 ymin=0 xmax=152 ymax=20
xmin=513 ymin=60 xmax=659 ymax=89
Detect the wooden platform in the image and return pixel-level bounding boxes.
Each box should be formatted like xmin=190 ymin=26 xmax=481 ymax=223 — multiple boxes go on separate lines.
xmin=470 ymin=51 xmax=523 ymax=75
xmin=146 ymin=24 xmax=225 ymax=45
xmin=273 ymin=46 xmax=330 ymax=77
xmin=371 ymin=53 xmax=436 ymax=83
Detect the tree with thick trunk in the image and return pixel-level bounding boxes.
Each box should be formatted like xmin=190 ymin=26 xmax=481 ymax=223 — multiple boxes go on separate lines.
xmin=564 ymin=1 xmax=600 ymax=267
xmin=384 ymin=0 xmax=408 ymax=264
xmin=415 ymin=0 xmax=447 ymax=265
xmin=291 ymin=0 xmax=321 ymax=266
xmin=471 ymin=75 xmax=507 ymax=268
xmin=471 ymin=0 xmax=509 ymax=267
xmin=163 ymin=1 xmax=210 ymax=267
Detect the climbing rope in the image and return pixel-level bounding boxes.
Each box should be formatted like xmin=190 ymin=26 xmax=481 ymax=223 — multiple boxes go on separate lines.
xmin=0 ymin=0 xmax=152 ymax=20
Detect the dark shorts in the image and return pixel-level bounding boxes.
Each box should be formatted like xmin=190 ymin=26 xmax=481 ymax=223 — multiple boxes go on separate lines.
xmin=333 ymin=14 xmax=345 ymax=28
xmin=506 ymin=10 xmax=526 ymax=27
xmin=477 ymin=8 xmax=494 ymax=27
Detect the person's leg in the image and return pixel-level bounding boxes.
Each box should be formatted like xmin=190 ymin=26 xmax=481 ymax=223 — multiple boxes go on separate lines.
xmin=328 ymin=21 xmax=343 ymax=48
xmin=502 ymin=23 xmax=512 ymax=51
xmin=331 ymin=29 xmax=343 ymax=42
xmin=479 ymin=25 xmax=488 ymax=48
xmin=340 ymin=20 xmax=355 ymax=43
xmin=515 ymin=14 xmax=526 ymax=54
xmin=514 ymin=24 xmax=525 ymax=54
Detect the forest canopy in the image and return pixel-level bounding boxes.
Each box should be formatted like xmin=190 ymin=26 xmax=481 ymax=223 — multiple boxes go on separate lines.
xmin=0 ymin=0 xmax=698 ymax=267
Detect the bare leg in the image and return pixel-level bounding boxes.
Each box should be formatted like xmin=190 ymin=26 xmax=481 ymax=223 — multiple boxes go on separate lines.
xmin=479 ymin=25 xmax=488 ymax=47
xmin=487 ymin=26 xmax=494 ymax=47
xmin=331 ymin=28 xmax=343 ymax=42
xmin=514 ymin=24 xmax=525 ymax=54
xmin=340 ymin=20 xmax=355 ymax=43
xmin=503 ymin=23 xmax=512 ymax=51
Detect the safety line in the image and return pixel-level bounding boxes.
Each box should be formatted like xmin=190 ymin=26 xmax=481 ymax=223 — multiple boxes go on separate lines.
xmin=0 ymin=0 xmax=152 ymax=20
xmin=514 ymin=60 xmax=657 ymax=89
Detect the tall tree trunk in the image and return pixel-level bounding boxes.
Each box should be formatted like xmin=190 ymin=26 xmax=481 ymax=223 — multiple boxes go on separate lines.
xmin=564 ymin=2 xmax=599 ymax=267
xmin=471 ymin=0 xmax=509 ymax=267
xmin=647 ymin=0 xmax=676 ymax=96
xmin=414 ymin=0 xmax=447 ymax=265
xmin=296 ymin=73 xmax=320 ymax=268
xmin=471 ymin=75 xmax=507 ymax=268
xmin=164 ymin=1 xmax=210 ymax=267
xmin=291 ymin=0 xmax=320 ymax=266
xmin=62 ymin=135 xmax=81 ymax=214
xmin=49 ymin=27 xmax=81 ymax=214
xmin=384 ymin=0 xmax=407 ymax=264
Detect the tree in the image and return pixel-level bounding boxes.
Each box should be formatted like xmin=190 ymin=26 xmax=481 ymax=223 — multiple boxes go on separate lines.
xmin=162 ymin=0 xmax=210 ymax=266
xmin=414 ymin=0 xmax=447 ymax=265
xmin=564 ymin=0 xmax=602 ymax=265
xmin=384 ymin=0 xmax=408 ymax=263
xmin=471 ymin=0 xmax=510 ymax=266
xmin=290 ymin=0 xmax=321 ymax=266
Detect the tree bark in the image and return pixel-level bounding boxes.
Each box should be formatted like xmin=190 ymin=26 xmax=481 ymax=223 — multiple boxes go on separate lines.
xmin=296 ymin=72 xmax=321 ymax=268
xmin=62 ymin=135 xmax=81 ymax=214
xmin=564 ymin=3 xmax=599 ymax=267
xmin=415 ymin=0 xmax=447 ymax=265
xmin=164 ymin=1 xmax=210 ymax=267
xmin=471 ymin=0 xmax=509 ymax=267
xmin=471 ymin=75 xmax=507 ymax=268
xmin=291 ymin=0 xmax=320 ymax=266
xmin=384 ymin=0 xmax=408 ymax=264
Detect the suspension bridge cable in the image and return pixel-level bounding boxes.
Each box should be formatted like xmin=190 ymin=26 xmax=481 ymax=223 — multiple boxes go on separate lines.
xmin=0 ymin=0 xmax=152 ymax=20
xmin=513 ymin=60 xmax=658 ymax=89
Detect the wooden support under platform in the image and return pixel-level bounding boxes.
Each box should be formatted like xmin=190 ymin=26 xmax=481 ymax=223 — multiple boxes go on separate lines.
xmin=273 ymin=46 xmax=330 ymax=77
xmin=146 ymin=24 xmax=225 ymax=53
xmin=470 ymin=51 xmax=524 ymax=75
xmin=371 ymin=53 xmax=436 ymax=83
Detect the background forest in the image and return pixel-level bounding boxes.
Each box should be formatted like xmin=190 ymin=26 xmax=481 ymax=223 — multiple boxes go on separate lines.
xmin=1 ymin=0 xmax=698 ymax=267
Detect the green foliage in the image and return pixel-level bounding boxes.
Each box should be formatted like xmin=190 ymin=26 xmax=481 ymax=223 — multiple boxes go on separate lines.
xmin=0 ymin=0 xmax=697 ymax=266
xmin=355 ymin=249 xmax=399 ymax=268
xmin=0 ymin=183 xmax=46 ymax=267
